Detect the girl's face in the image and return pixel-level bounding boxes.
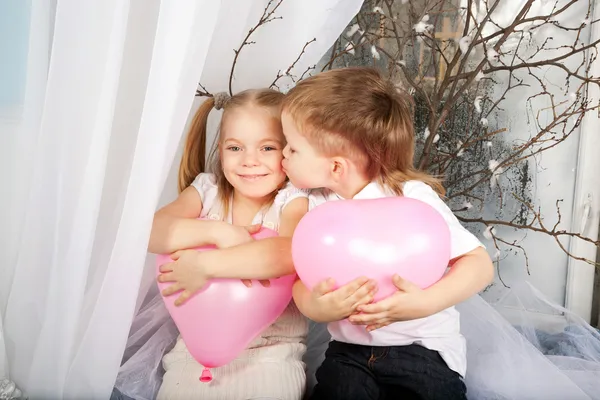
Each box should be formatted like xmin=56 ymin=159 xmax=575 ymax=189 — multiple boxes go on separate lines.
xmin=219 ymin=107 xmax=287 ymax=200
xmin=281 ymin=111 xmax=331 ymax=190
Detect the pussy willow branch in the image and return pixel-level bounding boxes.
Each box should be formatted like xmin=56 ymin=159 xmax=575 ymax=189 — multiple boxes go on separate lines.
xmin=364 ymin=0 xmax=599 ymax=268
xmin=270 ymin=38 xmax=317 ymax=89
xmin=232 ymin=0 xmax=600 ymax=271
xmin=229 ymin=0 xmax=285 ymax=95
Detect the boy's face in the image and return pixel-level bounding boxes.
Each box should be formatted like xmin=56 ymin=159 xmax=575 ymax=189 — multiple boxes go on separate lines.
xmin=281 ymin=111 xmax=331 ymax=190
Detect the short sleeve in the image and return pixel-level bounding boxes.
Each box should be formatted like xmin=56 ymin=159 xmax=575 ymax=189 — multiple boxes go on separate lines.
xmin=403 ymin=181 xmax=483 ymax=259
xmin=308 ymin=188 xmax=333 ymax=211
xmin=190 ymin=173 xmax=218 ymax=211
xmin=274 ymin=182 xmax=309 ymax=212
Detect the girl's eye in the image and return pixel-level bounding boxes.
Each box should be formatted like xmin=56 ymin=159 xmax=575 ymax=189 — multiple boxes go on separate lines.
xmin=227 ymin=146 xmax=241 ymax=152
xmin=263 ymin=146 xmax=277 ymax=151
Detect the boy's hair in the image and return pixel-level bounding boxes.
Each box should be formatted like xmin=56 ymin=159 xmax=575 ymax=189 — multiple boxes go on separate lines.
xmin=282 ymin=67 xmax=444 ymax=196
xmin=178 ymin=89 xmax=285 ymax=212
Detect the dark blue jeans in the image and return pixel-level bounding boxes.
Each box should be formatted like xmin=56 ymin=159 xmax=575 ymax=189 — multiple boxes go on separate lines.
xmin=310 ymin=341 xmax=467 ymax=400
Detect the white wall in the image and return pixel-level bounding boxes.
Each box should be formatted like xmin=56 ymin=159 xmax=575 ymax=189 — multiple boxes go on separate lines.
xmin=476 ymin=0 xmax=598 ymax=313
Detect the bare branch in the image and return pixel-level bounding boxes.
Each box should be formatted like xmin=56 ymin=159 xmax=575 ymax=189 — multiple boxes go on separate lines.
xmin=270 ymin=38 xmax=316 ymax=89
xmin=229 ymin=0 xmax=285 ymax=95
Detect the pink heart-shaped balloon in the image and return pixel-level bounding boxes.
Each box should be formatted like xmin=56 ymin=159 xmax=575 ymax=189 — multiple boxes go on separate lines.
xmin=157 ymin=227 xmax=295 ymax=377
xmin=292 ymin=197 xmax=451 ymax=301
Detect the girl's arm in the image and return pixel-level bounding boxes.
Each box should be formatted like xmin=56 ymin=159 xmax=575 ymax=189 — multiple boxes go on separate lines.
xmin=158 ymin=197 xmax=309 ymax=305
xmin=202 ymin=197 xmax=309 ymax=279
xmin=149 ymin=186 xmax=255 ymax=254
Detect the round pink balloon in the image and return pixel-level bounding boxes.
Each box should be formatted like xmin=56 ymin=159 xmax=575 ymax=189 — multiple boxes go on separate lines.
xmin=157 ymin=227 xmax=295 ymax=381
xmin=292 ymin=197 xmax=451 ymax=301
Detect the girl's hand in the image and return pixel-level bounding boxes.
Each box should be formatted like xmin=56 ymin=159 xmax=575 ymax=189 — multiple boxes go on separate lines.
xmin=308 ymin=277 xmax=378 ymax=322
xmin=348 ymin=274 xmax=435 ymax=331
xmin=213 ymin=223 xmax=262 ymax=249
xmin=158 ymin=250 xmax=208 ymax=306
xmin=213 ymin=223 xmax=266 ymax=288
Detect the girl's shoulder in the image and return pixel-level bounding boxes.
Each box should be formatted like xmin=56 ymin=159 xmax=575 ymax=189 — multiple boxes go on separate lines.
xmin=190 ymin=173 xmax=218 ymax=204
xmin=274 ymin=181 xmax=310 ymax=209
xmin=191 ymin=173 xmax=217 ymax=189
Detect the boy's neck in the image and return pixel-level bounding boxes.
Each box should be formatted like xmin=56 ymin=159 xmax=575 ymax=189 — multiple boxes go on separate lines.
xmin=329 ymin=175 xmax=371 ymax=199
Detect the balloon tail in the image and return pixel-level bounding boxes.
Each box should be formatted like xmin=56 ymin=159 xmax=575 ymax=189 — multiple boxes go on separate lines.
xmin=200 ymin=368 xmax=212 ymax=383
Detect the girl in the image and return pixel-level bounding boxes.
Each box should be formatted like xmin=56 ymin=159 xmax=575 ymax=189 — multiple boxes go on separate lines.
xmin=116 ymin=88 xmax=312 ymax=400
xmin=280 ymin=67 xmax=495 ymax=400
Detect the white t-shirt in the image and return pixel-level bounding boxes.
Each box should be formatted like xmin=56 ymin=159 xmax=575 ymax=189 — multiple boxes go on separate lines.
xmin=309 ymin=181 xmax=483 ymax=377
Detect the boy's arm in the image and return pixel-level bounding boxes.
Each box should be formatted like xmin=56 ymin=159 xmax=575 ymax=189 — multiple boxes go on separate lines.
xmin=293 ymin=280 xmax=324 ymax=321
xmin=424 ymin=246 xmax=494 ymax=313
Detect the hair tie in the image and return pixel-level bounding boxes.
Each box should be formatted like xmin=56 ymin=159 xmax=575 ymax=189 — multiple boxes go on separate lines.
xmin=213 ymin=92 xmax=231 ymax=110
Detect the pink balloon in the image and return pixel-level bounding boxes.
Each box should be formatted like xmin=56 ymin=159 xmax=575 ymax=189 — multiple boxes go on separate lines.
xmin=156 ymin=227 xmax=295 ymax=382
xmin=292 ymin=197 xmax=451 ymax=301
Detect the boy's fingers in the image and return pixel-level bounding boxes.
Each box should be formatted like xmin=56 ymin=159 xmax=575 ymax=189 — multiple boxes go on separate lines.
xmin=345 ymin=281 xmax=375 ymax=307
xmin=337 ymin=276 xmax=370 ymax=299
xmin=367 ymin=321 xmax=391 ymax=332
xmin=351 ymin=288 xmax=377 ymax=309
xmin=349 ymin=311 xmax=388 ymax=326
xmin=343 ymin=278 xmax=376 ymax=302
xmin=357 ymin=296 xmax=393 ymax=314
xmin=313 ymin=278 xmax=336 ymax=296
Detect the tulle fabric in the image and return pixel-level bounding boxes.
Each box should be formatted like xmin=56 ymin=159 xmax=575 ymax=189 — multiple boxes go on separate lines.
xmin=114 ymin=281 xmax=600 ymax=400
xmin=112 ymin=284 xmax=327 ymax=400
xmin=459 ymin=282 xmax=600 ymax=400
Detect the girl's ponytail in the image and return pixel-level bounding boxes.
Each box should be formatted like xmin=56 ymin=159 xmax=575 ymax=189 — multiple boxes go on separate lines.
xmin=178 ymin=97 xmax=215 ymax=193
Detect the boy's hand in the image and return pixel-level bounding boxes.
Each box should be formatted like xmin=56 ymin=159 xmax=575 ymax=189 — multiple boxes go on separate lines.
xmin=158 ymin=250 xmax=209 ymax=306
xmin=306 ymin=277 xmax=378 ymax=323
xmin=348 ymin=274 xmax=435 ymax=331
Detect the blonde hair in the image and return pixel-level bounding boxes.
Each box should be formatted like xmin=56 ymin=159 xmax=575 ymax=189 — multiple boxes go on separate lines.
xmin=178 ymin=89 xmax=286 ymax=214
xmin=282 ymin=67 xmax=444 ymax=196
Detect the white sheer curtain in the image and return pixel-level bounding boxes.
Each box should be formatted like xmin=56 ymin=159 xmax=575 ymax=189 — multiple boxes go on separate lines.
xmin=0 ymin=0 xmax=362 ymax=398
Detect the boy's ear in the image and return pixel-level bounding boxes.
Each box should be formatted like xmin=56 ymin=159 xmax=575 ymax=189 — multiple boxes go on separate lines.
xmin=330 ymin=156 xmax=349 ymax=182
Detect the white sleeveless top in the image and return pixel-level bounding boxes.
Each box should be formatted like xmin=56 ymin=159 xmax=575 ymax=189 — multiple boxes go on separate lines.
xmin=189 ymin=173 xmax=309 ymax=350
xmin=159 ymin=177 xmax=310 ymax=399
